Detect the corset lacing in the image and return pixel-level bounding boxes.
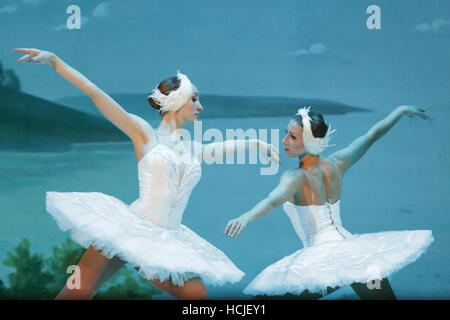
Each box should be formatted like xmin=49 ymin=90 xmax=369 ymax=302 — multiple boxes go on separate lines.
xmin=326 ymin=198 xmax=346 ymax=239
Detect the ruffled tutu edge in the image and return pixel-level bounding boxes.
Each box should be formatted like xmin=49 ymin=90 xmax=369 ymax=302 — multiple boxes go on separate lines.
xmin=45 ymin=191 xmax=244 ymax=287
xmin=243 ymin=230 xmax=434 ymax=296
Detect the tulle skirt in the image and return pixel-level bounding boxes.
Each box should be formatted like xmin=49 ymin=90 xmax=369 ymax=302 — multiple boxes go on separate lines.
xmin=244 ymin=230 xmax=433 ymax=296
xmin=45 ymin=191 xmax=245 ymax=286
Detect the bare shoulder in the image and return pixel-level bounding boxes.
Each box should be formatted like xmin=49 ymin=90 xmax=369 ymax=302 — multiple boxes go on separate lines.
xmin=127 ymin=113 xmax=156 ymax=145
xmin=321 ymin=157 xmax=339 ymax=171
xmin=127 ymin=114 xmax=157 ymax=162
xmin=321 ymin=157 xmax=343 ymax=179
xmin=280 ymin=168 xmax=305 ymax=187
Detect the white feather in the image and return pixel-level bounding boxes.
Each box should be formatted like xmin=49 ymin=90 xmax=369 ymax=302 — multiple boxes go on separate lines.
xmin=296 ymin=106 xmax=336 ymax=155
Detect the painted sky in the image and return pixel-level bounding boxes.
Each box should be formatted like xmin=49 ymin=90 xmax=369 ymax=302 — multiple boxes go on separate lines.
xmin=0 ymin=0 xmax=449 ymax=110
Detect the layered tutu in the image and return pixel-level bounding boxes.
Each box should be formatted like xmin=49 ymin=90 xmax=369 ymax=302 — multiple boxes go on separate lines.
xmin=46 ymin=191 xmax=245 ymax=286
xmin=244 ymin=230 xmax=433 ymax=296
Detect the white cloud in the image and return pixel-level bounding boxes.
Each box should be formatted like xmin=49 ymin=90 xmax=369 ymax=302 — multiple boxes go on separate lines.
xmin=0 ymin=0 xmax=43 ymax=14
xmin=51 ymin=24 xmax=66 ymax=31
xmin=287 ymin=43 xmax=328 ymax=56
xmin=415 ymin=19 xmax=450 ymax=33
xmin=92 ymin=2 xmax=110 ymax=17
xmin=0 ymin=4 xmax=18 ymax=14
xmin=415 ymin=22 xmax=429 ymax=32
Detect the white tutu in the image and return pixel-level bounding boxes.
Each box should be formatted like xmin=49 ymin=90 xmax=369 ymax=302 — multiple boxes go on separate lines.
xmin=46 ymin=191 xmax=245 ymax=286
xmin=244 ymin=200 xmax=434 ymax=296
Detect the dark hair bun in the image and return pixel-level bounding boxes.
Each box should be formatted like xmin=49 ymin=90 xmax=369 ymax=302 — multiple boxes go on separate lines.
xmin=147 ymin=76 xmax=181 ymax=116
xmin=292 ymin=109 xmax=329 ymax=138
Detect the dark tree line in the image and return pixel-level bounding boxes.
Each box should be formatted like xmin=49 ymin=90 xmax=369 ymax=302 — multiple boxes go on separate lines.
xmin=0 ymin=238 xmax=162 ymax=299
xmin=0 ymin=61 xmax=20 ymax=91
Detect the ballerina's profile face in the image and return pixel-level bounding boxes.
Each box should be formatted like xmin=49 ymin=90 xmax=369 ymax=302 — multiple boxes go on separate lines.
xmin=281 ymin=119 xmax=305 ymax=157
xmin=177 ymin=85 xmax=203 ymax=123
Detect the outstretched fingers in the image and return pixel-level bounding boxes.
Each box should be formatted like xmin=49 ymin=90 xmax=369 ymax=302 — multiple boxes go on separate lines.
xmin=269 ymin=145 xmax=281 ymax=163
xmin=409 ymin=109 xmax=430 ymax=120
xmin=224 ymin=221 xmax=234 ymax=235
xmin=234 ymin=224 xmax=245 ymax=238
xmin=14 ymin=48 xmax=39 ymax=54
xmin=230 ymin=222 xmax=241 ymax=238
xmin=403 ymin=105 xmax=431 ymax=120
xmin=225 ymin=220 xmax=240 ymax=237
xmin=417 ymin=109 xmax=431 ymax=120
xmin=14 ymin=48 xmax=39 ymax=63
xmin=14 ymin=48 xmax=52 ymax=64
xmin=261 ymin=143 xmax=281 ymax=164
xmin=228 ymin=221 xmax=238 ymax=237
xmin=16 ymin=54 xmax=33 ymax=63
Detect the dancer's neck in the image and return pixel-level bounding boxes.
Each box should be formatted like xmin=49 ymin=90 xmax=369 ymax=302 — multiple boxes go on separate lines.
xmin=158 ymin=113 xmax=185 ymax=140
xmin=158 ymin=112 xmax=184 ymax=134
xmin=298 ymin=153 xmax=320 ymax=170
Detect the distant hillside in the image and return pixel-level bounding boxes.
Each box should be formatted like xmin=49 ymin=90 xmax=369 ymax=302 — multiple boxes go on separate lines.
xmin=56 ymin=93 xmax=368 ymax=120
xmin=0 ymin=88 xmax=369 ymax=152
xmin=0 ymin=87 xmax=127 ymax=152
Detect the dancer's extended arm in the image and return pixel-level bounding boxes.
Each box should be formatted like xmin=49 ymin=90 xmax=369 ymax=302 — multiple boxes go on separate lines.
xmin=329 ymin=105 xmax=430 ymax=176
xmin=13 ymin=48 xmax=149 ymax=143
xmin=201 ymin=139 xmax=280 ymax=164
xmin=224 ymin=170 xmax=302 ymax=238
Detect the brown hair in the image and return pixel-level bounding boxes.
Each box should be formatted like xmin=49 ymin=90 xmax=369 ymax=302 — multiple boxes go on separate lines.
xmin=292 ymin=109 xmax=329 ymax=138
xmin=147 ymin=76 xmax=181 ymax=116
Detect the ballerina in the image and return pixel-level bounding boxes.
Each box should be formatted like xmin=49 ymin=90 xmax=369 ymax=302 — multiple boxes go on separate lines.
xmin=225 ymin=106 xmax=434 ymax=299
xmin=14 ymin=47 xmax=280 ymax=300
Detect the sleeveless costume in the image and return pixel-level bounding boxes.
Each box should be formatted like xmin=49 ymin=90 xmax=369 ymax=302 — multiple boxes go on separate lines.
xmin=46 ymin=132 xmax=244 ymax=286
xmin=244 ymin=171 xmax=433 ymax=296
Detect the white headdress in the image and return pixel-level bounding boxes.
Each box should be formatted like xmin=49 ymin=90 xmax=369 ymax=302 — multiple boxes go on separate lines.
xmin=296 ymin=106 xmax=336 ymax=155
xmin=148 ymin=71 xmax=194 ymax=113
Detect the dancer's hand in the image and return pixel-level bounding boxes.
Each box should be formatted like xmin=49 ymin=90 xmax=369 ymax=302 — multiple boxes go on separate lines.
xmin=258 ymin=141 xmax=281 ymax=164
xmin=13 ymin=48 xmax=54 ymax=64
xmin=399 ymin=105 xmax=431 ymax=120
xmin=225 ymin=216 xmax=248 ymax=238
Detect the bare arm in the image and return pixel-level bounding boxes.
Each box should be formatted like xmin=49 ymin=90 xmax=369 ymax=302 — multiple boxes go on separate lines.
xmin=224 ymin=170 xmax=303 ymax=238
xmin=200 ymin=139 xmax=280 ymax=164
xmin=14 ymin=48 xmax=150 ymax=143
xmin=329 ymin=105 xmax=429 ymax=176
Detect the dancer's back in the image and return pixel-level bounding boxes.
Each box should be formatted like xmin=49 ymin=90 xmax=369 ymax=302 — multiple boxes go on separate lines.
xmin=288 ymin=158 xmax=342 ymax=206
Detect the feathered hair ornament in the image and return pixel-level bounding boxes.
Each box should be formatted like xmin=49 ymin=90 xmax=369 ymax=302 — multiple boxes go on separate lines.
xmin=295 ymin=106 xmax=336 ymax=155
xmin=148 ymin=71 xmax=193 ymax=113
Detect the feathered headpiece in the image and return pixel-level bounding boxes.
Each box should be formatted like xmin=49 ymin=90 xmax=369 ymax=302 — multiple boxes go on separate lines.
xmin=296 ymin=106 xmax=336 ymax=155
xmin=148 ymin=71 xmax=193 ymax=113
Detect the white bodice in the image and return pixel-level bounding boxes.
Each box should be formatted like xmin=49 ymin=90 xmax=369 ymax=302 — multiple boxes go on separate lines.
xmin=130 ymin=142 xmax=201 ymax=229
xmin=282 ymin=200 xmax=353 ymax=247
